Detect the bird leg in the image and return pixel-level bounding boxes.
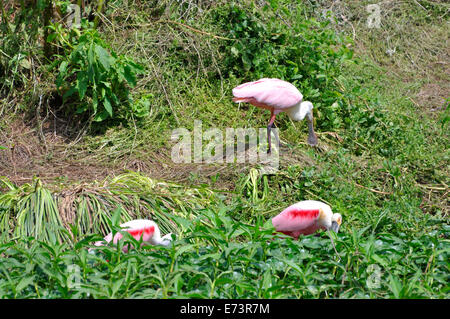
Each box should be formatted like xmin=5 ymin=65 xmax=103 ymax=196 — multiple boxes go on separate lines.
xmin=267 ymin=111 xmax=276 ymax=154
xmin=306 ymin=112 xmax=318 ymax=147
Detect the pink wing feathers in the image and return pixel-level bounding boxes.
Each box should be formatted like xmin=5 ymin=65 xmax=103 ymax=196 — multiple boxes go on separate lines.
xmin=110 ymin=224 xmax=155 ymax=245
xmin=272 ymin=204 xmax=320 ymax=234
xmin=232 ymin=78 xmax=303 ymax=111
xmin=93 ymin=220 xmax=157 ymax=251
xmin=272 ymin=200 xmax=333 ymax=238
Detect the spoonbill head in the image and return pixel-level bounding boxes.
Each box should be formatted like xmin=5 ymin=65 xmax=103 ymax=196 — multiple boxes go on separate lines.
xmin=330 ymin=212 xmax=343 ymax=233
xmin=272 ymin=200 xmax=342 ymax=239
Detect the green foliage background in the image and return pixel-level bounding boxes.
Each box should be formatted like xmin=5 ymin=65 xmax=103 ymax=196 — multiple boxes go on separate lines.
xmin=0 ymin=0 xmax=448 ymax=299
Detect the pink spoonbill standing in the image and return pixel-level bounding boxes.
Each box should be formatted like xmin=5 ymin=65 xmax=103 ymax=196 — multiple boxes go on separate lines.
xmin=90 ymin=219 xmax=173 ymax=253
xmin=232 ymin=78 xmax=318 ymax=153
xmin=272 ymin=200 xmax=342 ymax=239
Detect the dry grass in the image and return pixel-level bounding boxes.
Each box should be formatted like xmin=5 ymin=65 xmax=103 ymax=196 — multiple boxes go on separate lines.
xmin=317 ymin=0 xmax=449 ymax=114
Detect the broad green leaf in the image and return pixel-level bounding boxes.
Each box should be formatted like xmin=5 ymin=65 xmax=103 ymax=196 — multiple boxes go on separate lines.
xmin=94 ymin=110 xmax=109 ymax=122
xmin=174 ymin=244 xmax=198 ymax=259
xmin=123 ymin=65 xmax=136 ymax=87
xmin=87 ymin=64 xmax=95 ymax=82
xmin=59 ymin=61 xmax=68 ymax=74
xmin=389 ymin=275 xmax=402 ymax=298
xmin=95 ymin=44 xmax=112 ymax=71
xmin=77 ymin=72 xmax=88 ymax=100
xmin=46 ymin=33 xmax=57 ymax=43
xmin=110 ymin=92 xmax=120 ymax=106
xmin=75 ymin=104 xmax=88 ymax=114
xmin=111 ymin=278 xmax=125 ymax=296
xmin=110 ymin=207 xmax=122 ymax=228
xmin=103 ymin=95 xmax=113 ymax=117
xmin=16 ymin=276 xmax=35 ymax=293
xmin=19 ymin=58 xmax=31 ymax=69
xmin=88 ymin=43 xmax=95 ymax=67
xmin=126 ymin=60 xmax=145 ymax=72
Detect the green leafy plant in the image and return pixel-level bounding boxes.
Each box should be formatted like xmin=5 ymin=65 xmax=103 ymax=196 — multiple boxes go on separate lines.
xmin=0 ymin=207 xmax=448 ymax=298
xmin=0 ymin=0 xmax=448 ymax=300
xmin=49 ymin=21 xmax=144 ymax=122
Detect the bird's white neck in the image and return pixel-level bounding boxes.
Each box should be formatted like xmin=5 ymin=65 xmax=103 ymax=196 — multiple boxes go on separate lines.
xmin=318 ymin=208 xmax=333 ymax=230
xmin=286 ymin=101 xmax=313 ymax=122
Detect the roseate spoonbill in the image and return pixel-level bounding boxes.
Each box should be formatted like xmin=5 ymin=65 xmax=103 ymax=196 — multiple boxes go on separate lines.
xmin=232 ymin=78 xmax=318 ymax=153
xmin=90 ymin=219 xmax=173 ymax=253
xmin=272 ymin=200 xmax=342 ymax=239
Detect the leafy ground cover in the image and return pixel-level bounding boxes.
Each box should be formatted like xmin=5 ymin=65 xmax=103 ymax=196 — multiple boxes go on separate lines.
xmin=0 ymin=208 xmax=448 ymax=298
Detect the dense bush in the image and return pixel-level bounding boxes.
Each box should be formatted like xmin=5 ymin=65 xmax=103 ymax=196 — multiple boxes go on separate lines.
xmin=49 ymin=20 xmax=145 ymax=122
xmin=211 ymin=2 xmax=354 ymax=130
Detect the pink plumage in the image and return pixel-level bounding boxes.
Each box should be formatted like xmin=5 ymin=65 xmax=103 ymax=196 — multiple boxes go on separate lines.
xmin=272 ymin=200 xmax=342 ymax=239
xmin=232 ymin=78 xmax=303 ymax=112
xmin=232 ymin=78 xmax=318 ymax=152
xmin=91 ymin=219 xmax=173 ymax=253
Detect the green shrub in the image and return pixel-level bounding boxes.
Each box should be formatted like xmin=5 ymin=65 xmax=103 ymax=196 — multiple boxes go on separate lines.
xmin=48 ymin=20 xmax=145 ymax=122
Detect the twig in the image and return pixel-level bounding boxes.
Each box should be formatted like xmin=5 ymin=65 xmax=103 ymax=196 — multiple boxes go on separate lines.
xmin=354 ymin=182 xmax=392 ymax=195
xmin=11 ymin=143 xmax=16 ymax=177
xmin=341 ymin=262 xmax=349 ymax=286
xmin=125 ymin=113 xmax=138 ymax=167
xmin=424 ymin=253 xmax=434 ymax=275
xmin=340 ymin=13 xmax=356 ymax=42
xmin=412 ymin=0 xmax=427 ymax=11
xmin=93 ymin=0 xmax=106 ymax=29
xmin=316 ymin=131 xmax=343 ymax=142
xmin=149 ymin=59 xmax=180 ymax=125
xmin=416 ymin=184 xmax=447 ymax=191
xmin=408 ymin=97 xmax=421 ymax=108
xmin=353 ymin=140 xmax=369 ymax=151
xmin=0 ymin=48 xmax=11 ymax=59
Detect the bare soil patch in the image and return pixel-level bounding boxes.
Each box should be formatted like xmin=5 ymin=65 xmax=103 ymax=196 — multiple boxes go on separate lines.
xmin=0 ymin=115 xmax=317 ymax=190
